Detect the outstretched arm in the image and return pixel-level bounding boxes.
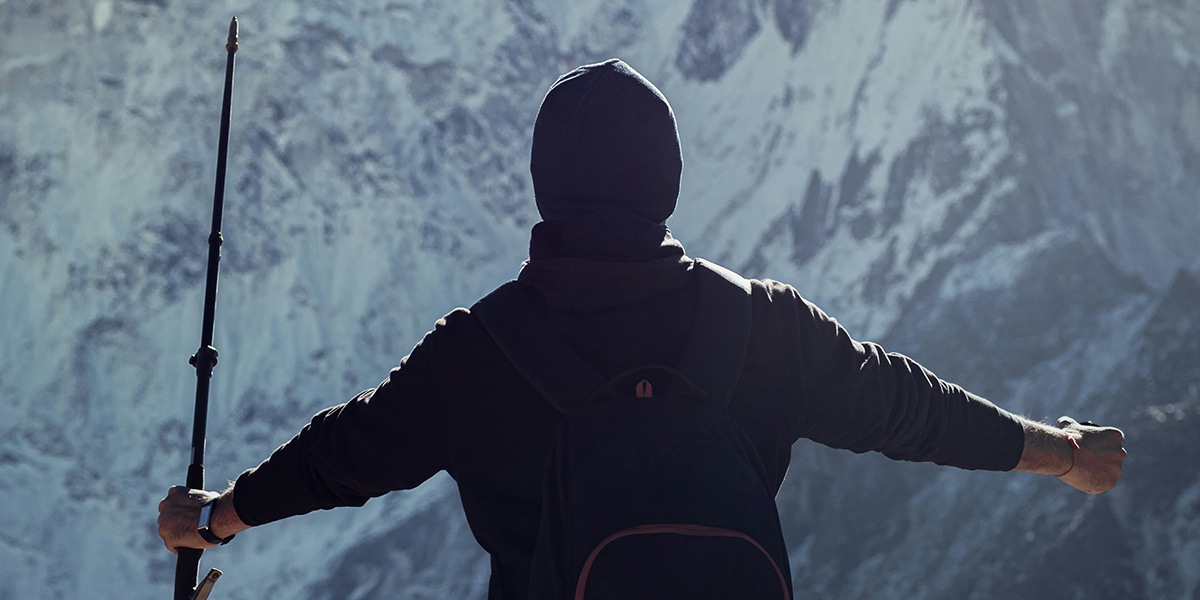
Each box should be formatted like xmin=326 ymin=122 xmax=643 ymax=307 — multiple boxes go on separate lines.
xmin=1013 ymin=416 xmax=1126 ymax=494
xmin=158 ymin=485 xmax=251 ymax=553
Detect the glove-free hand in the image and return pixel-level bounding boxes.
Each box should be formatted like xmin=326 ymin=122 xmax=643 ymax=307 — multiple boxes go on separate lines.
xmin=1055 ymin=416 xmax=1126 ymax=494
xmin=157 ymin=486 xmax=222 ymax=554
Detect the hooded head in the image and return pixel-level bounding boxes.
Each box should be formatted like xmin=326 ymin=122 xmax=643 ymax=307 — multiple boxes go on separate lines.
xmin=530 ymin=59 xmax=683 ymax=223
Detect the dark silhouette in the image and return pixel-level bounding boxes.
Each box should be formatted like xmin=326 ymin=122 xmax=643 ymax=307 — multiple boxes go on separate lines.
xmin=159 ymin=59 xmax=1125 ymax=599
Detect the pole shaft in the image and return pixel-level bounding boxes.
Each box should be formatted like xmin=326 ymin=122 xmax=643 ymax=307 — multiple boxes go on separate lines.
xmin=175 ymin=17 xmax=238 ymax=600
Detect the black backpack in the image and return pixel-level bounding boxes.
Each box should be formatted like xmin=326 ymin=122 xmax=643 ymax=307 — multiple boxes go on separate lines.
xmin=473 ymin=260 xmax=792 ymax=600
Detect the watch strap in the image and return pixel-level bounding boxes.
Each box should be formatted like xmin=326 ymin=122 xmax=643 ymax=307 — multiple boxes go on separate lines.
xmin=197 ymin=498 xmax=236 ymax=545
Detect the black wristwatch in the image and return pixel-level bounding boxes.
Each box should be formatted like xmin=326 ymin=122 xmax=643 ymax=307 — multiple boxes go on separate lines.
xmin=197 ymin=498 xmax=235 ymax=545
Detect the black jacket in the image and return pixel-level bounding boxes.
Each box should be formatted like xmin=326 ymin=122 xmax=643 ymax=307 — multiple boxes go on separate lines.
xmin=232 ymin=212 xmax=1024 ymax=599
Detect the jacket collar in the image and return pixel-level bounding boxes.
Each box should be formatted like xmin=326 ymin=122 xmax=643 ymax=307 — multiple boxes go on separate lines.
xmin=518 ymin=211 xmax=694 ymax=313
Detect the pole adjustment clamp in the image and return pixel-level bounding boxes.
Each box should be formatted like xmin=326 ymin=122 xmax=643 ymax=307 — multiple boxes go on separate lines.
xmin=189 ymin=345 xmax=219 ymax=368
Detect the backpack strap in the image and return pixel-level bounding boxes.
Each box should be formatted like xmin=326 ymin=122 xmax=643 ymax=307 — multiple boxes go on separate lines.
xmin=472 ymin=281 xmax=606 ymax=412
xmin=679 ymin=259 xmax=752 ymax=409
xmin=471 ymin=259 xmax=752 ymax=411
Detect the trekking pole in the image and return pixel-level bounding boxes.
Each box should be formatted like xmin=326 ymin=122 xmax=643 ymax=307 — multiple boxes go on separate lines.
xmin=174 ymin=16 xmax=238 ymax=600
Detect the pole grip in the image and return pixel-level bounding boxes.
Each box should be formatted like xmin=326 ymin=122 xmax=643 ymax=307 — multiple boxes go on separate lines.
xmin=175 ymin=549 xmax=204 ymax=600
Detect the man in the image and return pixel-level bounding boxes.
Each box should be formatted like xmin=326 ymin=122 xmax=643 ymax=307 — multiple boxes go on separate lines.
xmin=159 ymin=59 xmax=1126 ymax=598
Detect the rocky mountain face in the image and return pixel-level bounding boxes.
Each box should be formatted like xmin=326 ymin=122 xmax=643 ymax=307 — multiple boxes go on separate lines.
xmin=1 ymin=0 xmax=1197 ymax=598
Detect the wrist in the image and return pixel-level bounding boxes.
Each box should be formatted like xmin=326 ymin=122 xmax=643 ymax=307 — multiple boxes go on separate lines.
xmin=1054 ymin=436 xmax=1081 ymax=478
xmin=212 ymin=488 xmax=250 ymax=541
xmin=198 ymin=497 xmax=235 ymax=545
xmin=1014 ymin=419 xmax=1077 ymax=476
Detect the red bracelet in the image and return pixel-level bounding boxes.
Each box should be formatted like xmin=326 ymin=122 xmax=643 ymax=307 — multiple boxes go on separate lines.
xmin=1055 ymin=437 xmax=1081 ymax=477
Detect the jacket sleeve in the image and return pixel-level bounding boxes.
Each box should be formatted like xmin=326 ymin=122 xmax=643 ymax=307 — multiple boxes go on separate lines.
xmin=770 ymin=281 xmax=1025 ymax=471
xmin=231 ymin=315 xmax=456 ymax=527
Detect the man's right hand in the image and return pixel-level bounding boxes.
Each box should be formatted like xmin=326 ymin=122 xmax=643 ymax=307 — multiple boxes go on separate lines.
xmin=157 ymin=486 xmax=248 ymax=554
xmin=157 ymin=486 xmax=221 ymax=554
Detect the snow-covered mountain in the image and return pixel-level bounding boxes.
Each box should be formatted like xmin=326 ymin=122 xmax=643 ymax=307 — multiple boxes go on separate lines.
xmin=2 ymin=0 xmax=1197 ymax=598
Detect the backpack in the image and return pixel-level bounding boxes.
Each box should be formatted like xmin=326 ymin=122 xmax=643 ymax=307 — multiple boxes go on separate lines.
xmin=472 ymin=260 xmax=792 ymax=600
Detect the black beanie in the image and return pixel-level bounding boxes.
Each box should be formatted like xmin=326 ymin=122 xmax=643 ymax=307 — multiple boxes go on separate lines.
xmin=530 ymin=59 xmax=683 ymax=223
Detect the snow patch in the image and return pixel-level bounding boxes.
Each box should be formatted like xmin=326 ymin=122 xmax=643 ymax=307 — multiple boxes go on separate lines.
xmin=92 ymin=0 xmax=113 ymax=32
xmin=939 ymin=230 xmax=1065 ymax=299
